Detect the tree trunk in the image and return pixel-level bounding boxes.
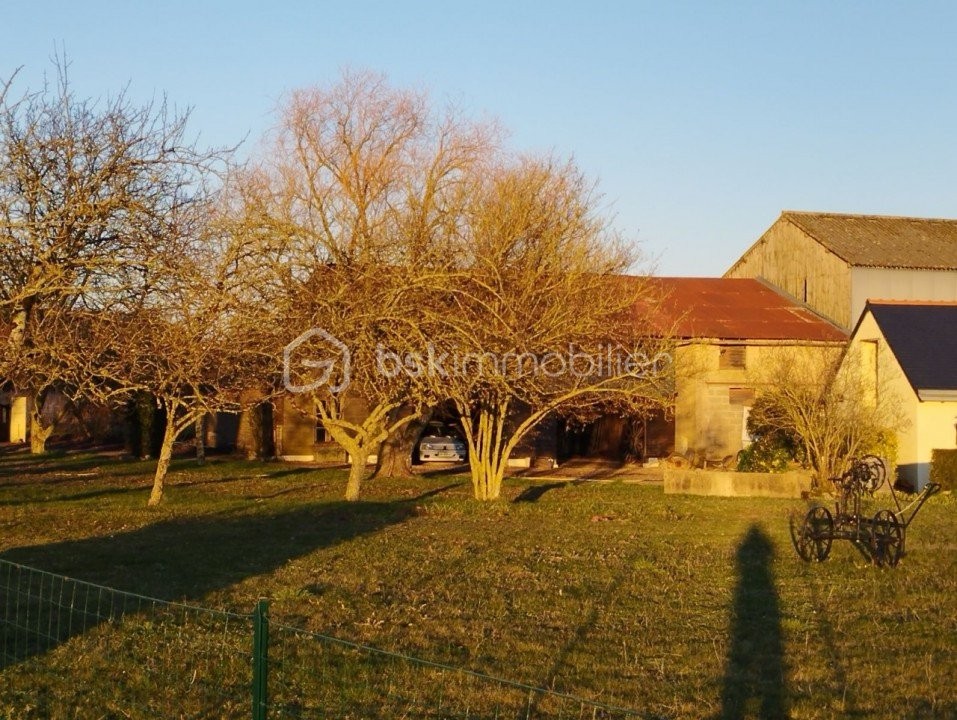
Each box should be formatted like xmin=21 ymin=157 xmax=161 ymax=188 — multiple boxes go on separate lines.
xmin=194 ymin=414 xmax=206 ymax=465
xmin=148 ymin=412 xmax=179 ymax=506
xmin=345 ymin=452 xmax=368 ymax=501
xmin=464 ymin=406 xmax=508 ymax=501
xmin=245 ymin=402 xmax=275 ymax=460
xmin=135 ymin=392 xmax=157 ymax=459
xmin=373 ymin=409 xmax=430 ymax=479
xmin=30 ymin=412 xmax=53 ymax=455
xmin=29 ymin=408 xmax=54 ymax=454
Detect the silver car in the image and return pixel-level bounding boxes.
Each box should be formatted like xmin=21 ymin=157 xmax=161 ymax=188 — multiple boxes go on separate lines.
xmin=417 ymin=422 xmax=468 ymax=463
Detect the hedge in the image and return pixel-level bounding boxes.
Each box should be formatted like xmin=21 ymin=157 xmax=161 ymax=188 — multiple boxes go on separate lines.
xmin=930 ymin=449 xmax=957 ymax=491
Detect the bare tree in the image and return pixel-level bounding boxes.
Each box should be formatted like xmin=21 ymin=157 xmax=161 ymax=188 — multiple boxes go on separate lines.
xmin=426 ymin=157 xmax=674 ymax=500
xmin=0 ymin=60 xmax=230 ymax=452
xmin=73 ymin=221 xmax=275 ymax=505
xmin=237 ymin=71 xmax=492 ymax=500
xmin=748 ymin=346 xmax=903 ymax=488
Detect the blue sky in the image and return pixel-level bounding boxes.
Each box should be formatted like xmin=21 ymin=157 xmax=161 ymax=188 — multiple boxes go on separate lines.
xmin=3 ymin=1 xmax=955 ymax=275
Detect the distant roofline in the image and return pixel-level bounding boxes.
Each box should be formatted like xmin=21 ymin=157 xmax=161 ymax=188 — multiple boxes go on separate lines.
xmin=865 ymin=299 xmax=957 ymax=307
xmin=782 ymin=209 xmax=957 ymax=223
xmin=676 ymin=337 xmax=845 ymax=346
xmin=726 ymin=210 xmax=957 ymax=274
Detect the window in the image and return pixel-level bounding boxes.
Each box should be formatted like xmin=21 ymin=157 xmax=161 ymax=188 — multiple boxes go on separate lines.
xmin=729 ymin=387 xmax=755 ymax=405
xmin=719 ymin=345 xmax=746 ymax=369
xmin=741 ymin=405 xmax=753 ymax=446
xmin=315 ymin=421 xmax=328 ymax=444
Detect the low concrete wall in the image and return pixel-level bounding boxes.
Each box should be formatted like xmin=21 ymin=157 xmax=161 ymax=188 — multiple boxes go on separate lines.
xmin=664 ymin=468 xmax=812 ymax=498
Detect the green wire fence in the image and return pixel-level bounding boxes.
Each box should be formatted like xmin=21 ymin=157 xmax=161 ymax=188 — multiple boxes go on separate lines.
xmin=0 ymin=559 xmax=641 ymax=719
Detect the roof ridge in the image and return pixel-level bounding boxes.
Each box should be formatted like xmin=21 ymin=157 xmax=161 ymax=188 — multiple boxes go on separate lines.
xmin=649 ymin=276 xmax=761 ymax=282
xmin=867 ymin=299 xmax=957 ymax=307
xmin=782 ymin=209 xmax=957 ymax=223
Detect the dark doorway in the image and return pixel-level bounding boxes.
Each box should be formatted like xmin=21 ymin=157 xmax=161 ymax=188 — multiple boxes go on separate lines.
xmin=556 ymin=410 xmax=674 ymax=463
xmin=0 ymin=404 xmax=10 ymax=443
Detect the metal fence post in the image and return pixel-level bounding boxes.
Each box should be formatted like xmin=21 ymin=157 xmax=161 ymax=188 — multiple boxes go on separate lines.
xmin=252 ymin=599 xmax=269 ymax=720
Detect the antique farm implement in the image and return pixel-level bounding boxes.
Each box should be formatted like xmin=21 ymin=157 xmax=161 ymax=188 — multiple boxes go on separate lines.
xmin=791 ymin=455 xmax=940 ymax=567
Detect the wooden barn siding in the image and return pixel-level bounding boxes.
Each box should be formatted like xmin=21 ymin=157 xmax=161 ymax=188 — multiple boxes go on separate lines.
xmin=726 ymin=219 xmax=853 ymax=328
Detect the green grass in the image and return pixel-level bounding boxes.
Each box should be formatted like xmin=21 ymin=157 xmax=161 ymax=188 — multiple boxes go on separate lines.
xmin=0 ymin=448 xmax=955 ymax=718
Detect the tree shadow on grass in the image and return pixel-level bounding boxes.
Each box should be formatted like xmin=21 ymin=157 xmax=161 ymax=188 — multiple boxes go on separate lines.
xmin=0 ymin=489 xmax=446 ymax=670
xmin=512 ymin=481 xmax=569 ymax=503
xmin=512 ymin=479 xmax=587 ymax=503
xmin=0 ymin=484 xmax=148 ymax=506
xmin=718 ymin=525 xmax=789 ymax=720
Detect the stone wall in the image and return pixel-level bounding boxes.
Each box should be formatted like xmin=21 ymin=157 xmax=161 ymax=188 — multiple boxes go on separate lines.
xmin=664 ymin=468 xmax=812 ymax=498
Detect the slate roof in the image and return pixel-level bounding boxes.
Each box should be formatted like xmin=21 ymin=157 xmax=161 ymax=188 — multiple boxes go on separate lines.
xmin=643 ymin=277 xmax=848 ymax=342
xmin=781 ymin=211 xmax=957 ymax=270
xmin=865 ymin=301 xmax=957 ymax=392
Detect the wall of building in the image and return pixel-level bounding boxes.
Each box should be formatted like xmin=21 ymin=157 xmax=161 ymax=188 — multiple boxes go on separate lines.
xmin=675 ymin=342 xmax=753 ymax=458
xmin=850 ymin=267 xmax=957 ymax=328
xmin=276 ymin=395 xmax=317 ymax=460
xmin=914 ymin=402 xmax=957 ymax=489
xmin=675 ymin=341 xmax=841 ymax=460
xmin=274 ymin=393 xmax=374 ymax=463
xmin=847 ymin=312 xmax=921 ymax=488
xmin=725 ymin=218 xmax=853 ymax=328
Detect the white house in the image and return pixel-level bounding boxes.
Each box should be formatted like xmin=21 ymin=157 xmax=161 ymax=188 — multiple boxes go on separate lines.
xmin=845 ymin=301 xmax=957 ymax=489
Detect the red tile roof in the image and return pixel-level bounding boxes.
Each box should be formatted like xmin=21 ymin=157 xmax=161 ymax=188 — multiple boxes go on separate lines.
xmin=640 ymin=277 xmax=848 ymax=342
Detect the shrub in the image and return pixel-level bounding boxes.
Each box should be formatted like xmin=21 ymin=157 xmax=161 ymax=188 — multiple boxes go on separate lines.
xmin=737 ymin=396 xmax=803 ymax=473
xmin=737 ymin=441 xmax=792 ymax=473
xmin=931 ymin=449 xmax=957 ymax=491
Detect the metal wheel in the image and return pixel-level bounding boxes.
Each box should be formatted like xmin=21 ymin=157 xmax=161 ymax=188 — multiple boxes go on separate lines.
xmin=793 ymin=506 xmax=833 ymax=562
xmin=857 ymin=455 xmax=886 ymax=494
xmin=870 ymin=509 xmax=903 ymax=567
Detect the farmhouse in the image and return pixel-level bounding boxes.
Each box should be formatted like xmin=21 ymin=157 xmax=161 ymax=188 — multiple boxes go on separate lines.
xmin=726 ymin=211 xmax=957 ymax=330
xmin=843 ymin=301 xmax=957 ymax=490
xmin=5 ymin=210 xmax=955 ymax=485
xmin=650 ymin=277 xmax=847 ymax=463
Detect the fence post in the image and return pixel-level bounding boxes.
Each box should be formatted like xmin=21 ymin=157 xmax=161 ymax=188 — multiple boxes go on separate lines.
xmin=252 ymin=599 xmax=269 ymax=720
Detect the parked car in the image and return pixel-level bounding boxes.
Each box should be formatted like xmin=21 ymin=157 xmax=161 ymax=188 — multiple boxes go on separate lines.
xmin=417 ymin=421 xmax=468 ymax=463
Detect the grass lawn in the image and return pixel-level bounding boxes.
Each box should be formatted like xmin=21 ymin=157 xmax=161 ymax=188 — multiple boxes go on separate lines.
xmin=0 ymin=448 xmax=955 ymax=719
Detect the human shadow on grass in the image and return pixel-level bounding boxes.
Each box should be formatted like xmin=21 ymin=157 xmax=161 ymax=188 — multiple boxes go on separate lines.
xmin=717 ymin=525 xmax=789 ymax=720
xmin=0 ymin=488 xmax=448 ymax=670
